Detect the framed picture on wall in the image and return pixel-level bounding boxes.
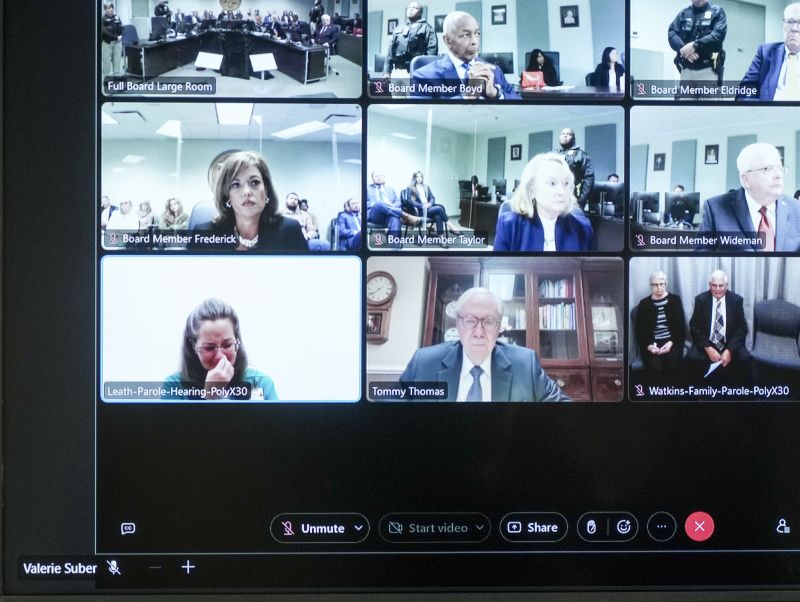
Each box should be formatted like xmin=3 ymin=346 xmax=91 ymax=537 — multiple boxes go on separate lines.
xmin=653 ymin=153 xmax=666 ymax=171
xmin=491 ymin=5 xmax=507 ymax=25
xmin=704 ymin=144 xmax=719 ymax=165
xmin=434 ymin=15 xmax=445 ymax=33
xmin=387 ymin=19 xmax=398 ymax=35
xmin=560 ymin=5 xmax=579 ymax=27
xmin=511 ymin=144 xmax=522 ymax=161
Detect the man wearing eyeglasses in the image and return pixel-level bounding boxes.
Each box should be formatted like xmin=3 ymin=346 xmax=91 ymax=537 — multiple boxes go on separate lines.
xmin=697 ymin=143 xmax=800 ymax=251
xmin=399 ymin=288 xmax=570 ymax=401
xmin=739 ymin=3 xmax=800 ymax=100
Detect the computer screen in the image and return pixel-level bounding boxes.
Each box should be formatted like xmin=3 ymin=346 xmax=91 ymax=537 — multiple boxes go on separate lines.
xmin=7 ymin=0 xmax=800 ymax=599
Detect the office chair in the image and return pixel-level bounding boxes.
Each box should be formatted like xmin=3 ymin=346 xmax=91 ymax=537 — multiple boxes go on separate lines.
xmin=409 ymin=54 xmax=440 ymax=75
xmin=187 ymin=201 xmax=218 ymax=230
xmin=751 ymin=299 xmax=800 ymax=375
xmin=585 ymin=72 xmax=597 ymax=86
xmin=524 ymin=51 xmax=561 ymax=83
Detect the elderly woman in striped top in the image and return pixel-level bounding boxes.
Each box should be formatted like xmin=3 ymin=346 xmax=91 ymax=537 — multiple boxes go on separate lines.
xmin=635 ymin=270 xmax=686 ymax=379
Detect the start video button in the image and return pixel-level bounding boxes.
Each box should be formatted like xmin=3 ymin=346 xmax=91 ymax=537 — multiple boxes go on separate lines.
xmin=500 ymin=513 xmax=568 ymax=542
xmin=379 ymin=513 xmax=490 ymax=543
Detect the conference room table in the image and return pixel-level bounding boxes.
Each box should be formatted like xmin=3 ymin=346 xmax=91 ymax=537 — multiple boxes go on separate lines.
xmin=124 ymin=30 xmax=327 ymax=83
xmin=519 ymin=85 xmax=624 ymax=100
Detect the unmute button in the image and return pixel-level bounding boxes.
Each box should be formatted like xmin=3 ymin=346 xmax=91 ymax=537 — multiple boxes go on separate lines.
xmin=379 ymin=513 xmax=491 ymax=543
xmin=270 ymin=513 xmax=369 ymax=544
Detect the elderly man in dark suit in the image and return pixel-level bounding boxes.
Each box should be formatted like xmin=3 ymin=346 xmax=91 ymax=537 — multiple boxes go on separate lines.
xmin=686 ymin=270 xmax=751 ymax=385
xmin=314 ymin=13 xmax=340 ymax=47
xmin=400 ymin=288 xmax=569 ymax=402
xmin=698 ymin=143 xmax=800 ymax=251
xmin=738 ymin=3 xmax=800 ymax=100
xmin=411 ymin=11 xmax=520 ymax=99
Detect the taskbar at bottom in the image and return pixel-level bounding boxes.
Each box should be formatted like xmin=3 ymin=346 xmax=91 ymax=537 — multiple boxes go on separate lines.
xmin=19 ymin=552 xmax=800 ymax=590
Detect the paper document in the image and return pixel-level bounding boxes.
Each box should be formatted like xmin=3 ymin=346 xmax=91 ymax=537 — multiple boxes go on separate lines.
xmin=704 ymin=361 xmax=722 ymax=378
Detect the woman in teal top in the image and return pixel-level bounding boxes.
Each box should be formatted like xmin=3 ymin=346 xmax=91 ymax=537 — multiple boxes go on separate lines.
xmin=162 ymin=298 xmax=277 ymax=401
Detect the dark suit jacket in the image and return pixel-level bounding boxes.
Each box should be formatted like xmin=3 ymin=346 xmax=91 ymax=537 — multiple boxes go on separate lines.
xmin=366 ymin=184 xmax=400 ymax=210
xmin=689 ymin=290 xmax=747 ymax=355
xmin=399 ymin=341 xmax=570 ymax=402
xmin=336 ymin=210 xmax=361 ymax=250
xmin=315 ymin=23 xmax=340 ymax=46
xmin=493 ymin=211 xmax=593 ymax=251
xmin=411 ymin=56 xmax=521 ymax=99
xmin=635 ymin=293 xmax=686 ymax=354
xmin=698 ymin=188 xmax=800 ymax=251
xmin=195 ymin=215 xmax=307 ymax=251
xmin=738 ymin=42 xmax=785 ymax=100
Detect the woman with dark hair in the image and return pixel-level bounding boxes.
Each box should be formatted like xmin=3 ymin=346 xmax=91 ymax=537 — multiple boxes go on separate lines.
xmin=200 ymin=150 xmax=306 ymax=251
xmin=470 ymin=175 xmax=480 ymax=199
xmin=404 ymin=171 xmax=450 ymax=237
xmin=522 ymin=49 xmax=560 ymax=86
xmin=160 ymin=197 xmax=189 ymax=230
xmin=593 ymin=46 xmax=625 ymax=88
xmin=493 ymin=153 xmax=592 ymax=251
xmin=163 ymin=298 xmax=277 ymax=400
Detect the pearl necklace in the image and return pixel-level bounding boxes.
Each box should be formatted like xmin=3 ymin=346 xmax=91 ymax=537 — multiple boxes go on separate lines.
xmin=235 ymin=227 xmax=259 ymax=248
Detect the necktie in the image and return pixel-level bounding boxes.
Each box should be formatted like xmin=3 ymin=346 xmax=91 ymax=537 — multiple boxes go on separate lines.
xmin=465 ymin=366 xmax=483 ymax=401
xmin=462 ymin=62 xmax=471 ymax=85
xmin=758 ymin=206 xmax=775 ymax=252
xmin=711 ymin=301 xmax=724 ymax=351
xmin=787 ymin=53 xmax=799 ymax=100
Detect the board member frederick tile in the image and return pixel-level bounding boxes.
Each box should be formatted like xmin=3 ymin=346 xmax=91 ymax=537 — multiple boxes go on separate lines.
xmin=399 ymin=288 xmax=569 ymax=401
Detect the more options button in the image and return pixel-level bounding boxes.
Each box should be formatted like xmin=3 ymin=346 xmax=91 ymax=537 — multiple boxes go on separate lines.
xmin=499 ymin=513 xmax=568 ymax=543
xmin=378 ymin=513 xmax=490 ymax=543
xmin=270 ymin=513 xmax=369 ymax=544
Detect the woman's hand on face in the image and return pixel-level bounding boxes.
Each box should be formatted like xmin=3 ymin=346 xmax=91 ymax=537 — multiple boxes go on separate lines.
xmin=206 ymin=355 xmax=235 ymax=386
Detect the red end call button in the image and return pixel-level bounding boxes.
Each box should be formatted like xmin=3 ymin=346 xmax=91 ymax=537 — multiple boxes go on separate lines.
xmin=684 ymin=511 xmax=714 ymax=542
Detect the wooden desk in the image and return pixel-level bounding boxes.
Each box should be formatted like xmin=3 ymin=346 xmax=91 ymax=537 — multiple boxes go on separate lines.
xmin=125 ymin=36 xmax=202 ymax=78
xmin=336 ymin=33 xmax=362 ymax=66
xmin=519 ymin=85 xmax=624 ymax=100
xmin=124 ymin=31 xmax=327 ymax=84
xmin=458 ymin=200 xmax=501 ymax=243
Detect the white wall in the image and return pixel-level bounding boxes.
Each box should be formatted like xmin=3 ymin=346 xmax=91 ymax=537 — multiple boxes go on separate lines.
xmin=546 ymin=0 xmax=593 ymax=84
xmin=474 ymin=110 xmax=625 ymax=192
xmin=101 ymin=256 xmax=361 ymax=401
xmin=372 ymin=0 xmax=519 ymax=70
xmin=368 ymin=110 xmax=473 ymax=216
xmin=630 ymin=0 xmax=790 ymax=79
xmin=366 ymin=257 xmax=429 ymax=373
xmin=631 ymin=106 xmax=798 ymax=202
xmin=102 ymin=138 xmax=361 ymax=238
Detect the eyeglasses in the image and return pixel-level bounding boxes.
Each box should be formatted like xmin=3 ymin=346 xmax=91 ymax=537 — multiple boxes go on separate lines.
xmin=744 ymin=165 xmax=787 ymax=175
xmin=784 ymin=18 xmax=800 ymax=28
xmin=458 ymin=315 xmax=501 ymax=330
xmin=650 ymin=282 xmax=667 ymax=287
xmin=195 ymin=341 xmax=240 ymax=355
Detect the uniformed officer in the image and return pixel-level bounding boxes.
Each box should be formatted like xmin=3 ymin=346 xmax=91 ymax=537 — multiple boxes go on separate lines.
xmin=384 ymin=1 xmax=438 ymax=73
xmin=668 ymin=0 xmax=727 ymax=82
xmin=101 ymin=3 xmax=124 ymax=77
xmin=556 ymin=128 xmax=594 ymax=211
xmin=154 ymin=0 xmax=171 ymax=19
xmin=309 ymin=0 xmax=324 ymax=34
